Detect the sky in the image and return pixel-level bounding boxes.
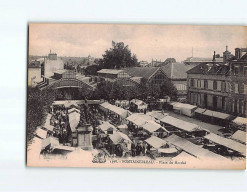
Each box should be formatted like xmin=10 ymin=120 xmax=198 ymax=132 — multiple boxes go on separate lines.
xmin=29 ymin=24 xmax=247 ymax=62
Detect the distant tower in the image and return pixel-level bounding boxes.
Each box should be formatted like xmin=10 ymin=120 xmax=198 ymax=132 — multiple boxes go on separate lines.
xmin=48 ymin=50 xmax=57 ymax=60
xmin=223 ymin=45 xmax=233 ymax=63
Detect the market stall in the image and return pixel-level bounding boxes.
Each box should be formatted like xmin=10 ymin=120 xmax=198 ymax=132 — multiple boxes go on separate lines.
xmin=160 ymin=116 xmax=203 ymax=137
xmin=194 ymin=108 xmax=206 ymax=120
xmin=165 ymin=134 xmax=227 ymax=160
xmin=144 ymin=136 xmax=168 ymax=158
xmin=231 ymin=117 xmax=247 ymax=131
xmin=142 ymin=121 xmax=169 ymax=138
xmin=130 ymin=99 xmax=148 ymax=112
xmin=231 ymin=130 xmax=246 ymax=144
xmin=204 ymin=133 xmax=246 ymax=157
xmin=98 ymin=121 xmax=117 ymax=134
xmin=35 ymin=127 xmax=47 ymax=139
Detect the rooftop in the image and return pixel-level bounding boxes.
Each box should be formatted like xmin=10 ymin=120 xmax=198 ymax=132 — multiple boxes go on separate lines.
xmin=124 ymin=67 xmax=161 ymax=80
xmin=187 ymin=62 xmax=230 ymax=75
xmin=184 ymin=57 xmax=223 ymax=63
xmin=161 ymin=62 xmax=193 ymax=80
xmin=97 ymin=69 xmax=124 ymax=75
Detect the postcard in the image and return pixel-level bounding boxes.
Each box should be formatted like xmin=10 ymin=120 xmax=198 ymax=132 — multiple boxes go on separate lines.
xmin=27 ymin=23 xmax=246 ymax=169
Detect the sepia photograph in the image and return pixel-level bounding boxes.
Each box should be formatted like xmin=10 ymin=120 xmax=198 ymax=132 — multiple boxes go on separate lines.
xmin=27 ymin=23 xmax=247 ymax=169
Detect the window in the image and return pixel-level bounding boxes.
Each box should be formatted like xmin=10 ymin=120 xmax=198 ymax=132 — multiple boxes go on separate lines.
xmin=244 ymin=67 xmax=247 ymax=76
xmin=152 ymin=74 xmax=166 ymax=85
xmin=204 ymin=80 xmax=208 ymax=89
xmin=238 ymin=83 xmax=245 ymax=94
xmin=208 ymin=80 xmax=214 ymax=90
xmin=234 ymin=66 xmax=239 ymax=75
xmin=244 ymin=84 xmax=247 ymax=94
xmin=197 ymin=80 xmax=201 ymax=88
xmin=201 ymin=80 xmax=204 ymax=88
xmin=217 ymin=81 xmax=222 ymax=91
xmin=221 ymin=81 xmax=226 ymax=92
xmin=190 ymin=79 xmax=194 ymax=87
xmin=213 ymin=81 xmax=217 ymax=90
xmin=234 ymin=83 xmax=239 ymax=94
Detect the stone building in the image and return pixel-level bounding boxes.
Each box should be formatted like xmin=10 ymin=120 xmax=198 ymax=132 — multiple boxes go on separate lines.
xmin=187 ymin=47 xmax=247 ymax=117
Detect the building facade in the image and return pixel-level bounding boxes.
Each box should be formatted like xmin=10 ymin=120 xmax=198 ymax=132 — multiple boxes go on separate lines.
xmin=162 ymin=62 xmax=194 ymax=101
xmin=187 ymin=48 xmax=247 ymax=117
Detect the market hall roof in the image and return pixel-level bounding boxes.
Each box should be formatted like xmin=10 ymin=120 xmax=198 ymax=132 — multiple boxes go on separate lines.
xmin=123 ymin=67 xmax=165 ymax=80
xmin=161 ymin=62 xmax=193 ymax=80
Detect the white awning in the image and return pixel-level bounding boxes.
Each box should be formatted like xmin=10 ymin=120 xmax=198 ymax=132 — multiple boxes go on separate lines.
xmin=204 ymin=133 xmax=246 ymax=156
xmin=165 ymin=134 xmax=227 ymax=160
xmin=145 ymin=136 xmax=166 ymax=149
xmin=231 ymin=130 xmax=246 ymax=144
xmin=99 ymin=122 xmax=117 ymax=133
xmin=232 ymin=117 xmax=247 ymax=126
xmin=143 ymin=121 xmax=162 ymax=133
xmin=35 ymin=127 xmax=47 ymax=139
xmin=68 ymin=111 xmax=80 ymax=132
xmin=160 ymin=116 xmax=200 ymax=132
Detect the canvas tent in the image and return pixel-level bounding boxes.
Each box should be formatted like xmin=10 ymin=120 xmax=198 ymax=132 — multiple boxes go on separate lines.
xmin=232 ymin=117 xmax=247 ymax=127
xmin=194 ymin=108 xmax=206 ymax=119
xmin=204 ymin=133 xmax=246 ymax=156
xmin=42 ymin=113 xmax=54 ymax=131
xmin=126 ymin=114 xmax=147 ymax=127
xmin=165 ymin=134 xmax=226 ymax=160
xmin=68 ymin=108 xmax=80 ymax=114
xmin=100 ymin=102 xmax=129 ymax=118
xmin=35 ymin=127 xmax=47 ymax=139
xmin=201 ymin=109 xmax=233 ymax=126
xmin=68 ymin=111 xmax=80 ymax=132
xmin=172 ymin=151 xmax=197 ymax=161
xmin=99 ymin=122 xmax=117 ymax=134
xmin=130 ymin=99 xmax=148 ymax=111
xmin=147 ymin=111 xmax=168 ymax=120
xmin=142 ymin=121 xmax=168 ymax=134
xmin=160 ymin=116 xmax=200 ymax=132
xmin=231 ymin=130 xmax=246 ymax=144
xmin=144 ymin=136 xmax=167 ymax=149
xmin=171 ymin=102 xmax=197 ymax=117
xmin=41 ymin=137 xmax=59 ymax=149
xmin=109 ymin=131 xmax=132 ymax=145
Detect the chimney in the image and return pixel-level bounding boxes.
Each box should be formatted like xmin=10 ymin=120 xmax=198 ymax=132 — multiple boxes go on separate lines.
xmin=212 ymin=51 xmax=216 ymax=63
xmin=235 ymin=48 xmax=242 ymax=59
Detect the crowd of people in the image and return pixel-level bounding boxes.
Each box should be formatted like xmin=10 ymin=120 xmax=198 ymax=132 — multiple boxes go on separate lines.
xmin=47 ymin=105 xmax=70 ymax=145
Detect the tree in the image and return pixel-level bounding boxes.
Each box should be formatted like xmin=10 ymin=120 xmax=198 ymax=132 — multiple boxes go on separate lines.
xmin=94 ymin=80 xmax=113 ymax=100
xmin=98 ymin=41 xmax=139 ymax=69
xmin=84 ymin=65 xmax=101 ymax=76
xmin=27 ymin=87 xmax=57 ymax=144
xmin=159 ymin=81 xmax=178 ymax=101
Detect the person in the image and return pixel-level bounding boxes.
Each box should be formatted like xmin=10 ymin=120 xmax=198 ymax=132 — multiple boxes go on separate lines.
xmin=142 ymin=142 xmax=146 ymax=156
xmin=131 ymin=141 xmax=136 ymax=157
xmin=136 ymin=142 xmax=142 ymax=156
